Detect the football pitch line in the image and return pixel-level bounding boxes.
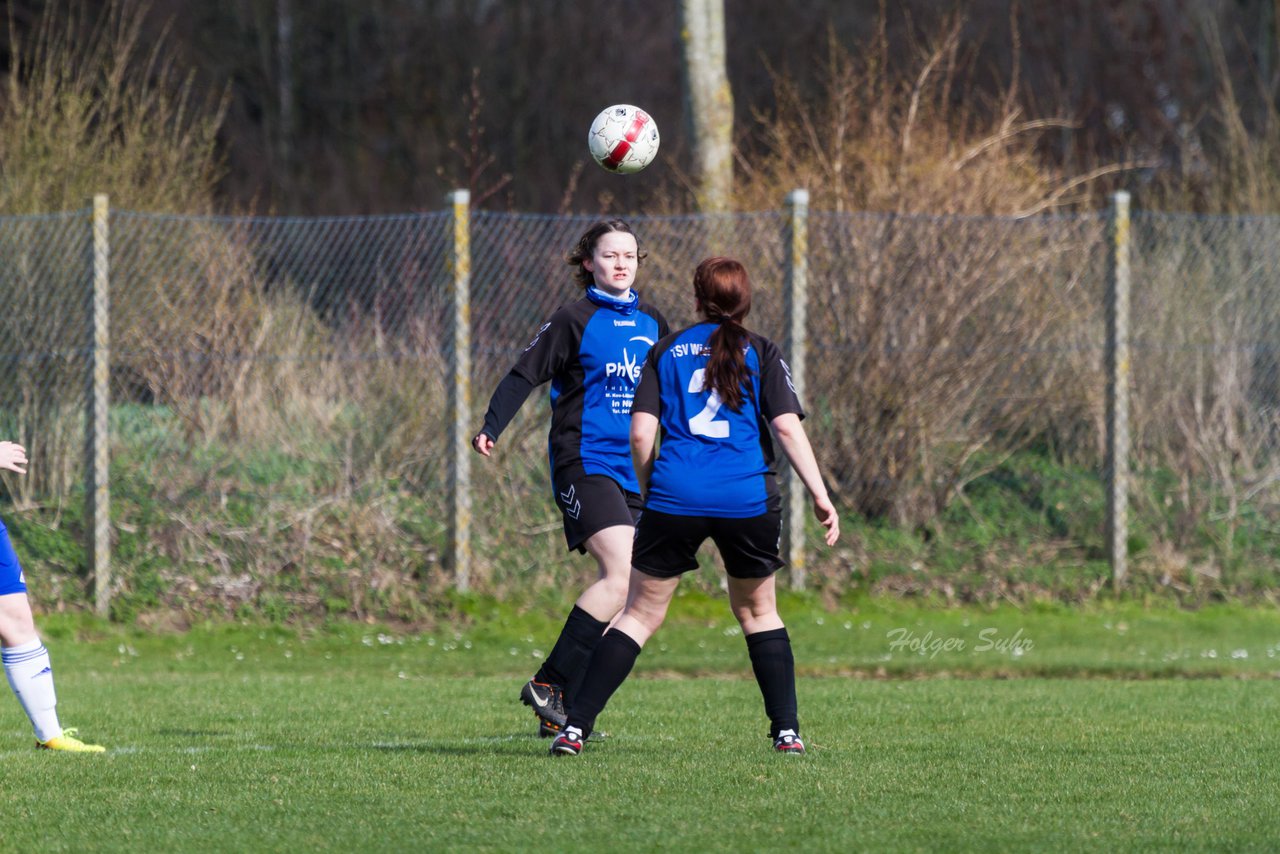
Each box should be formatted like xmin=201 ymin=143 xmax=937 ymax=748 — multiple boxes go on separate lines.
xmin=0 ymin=743 xmax=281 ymax=758
xmin=0 ymin=733 xmax=619 ymax=759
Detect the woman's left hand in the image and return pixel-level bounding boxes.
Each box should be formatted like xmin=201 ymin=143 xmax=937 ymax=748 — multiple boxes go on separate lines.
xmin=0 ymin=441 xmax=28 ymax=475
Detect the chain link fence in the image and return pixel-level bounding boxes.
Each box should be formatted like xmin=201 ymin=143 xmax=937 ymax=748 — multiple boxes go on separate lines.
xmin=0 ymin=196 xmax=1277 ymax=618
xmin=1129 ymin=212 xmax=1280 ymax=576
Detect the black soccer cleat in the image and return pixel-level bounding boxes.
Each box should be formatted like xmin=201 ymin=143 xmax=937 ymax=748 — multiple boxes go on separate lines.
xmin=773 ymin=729 xmax=806 ymax=754
xmin=549 ymin=726 xmax=584 ymax=756
xmin=519 ymin=679 xmax=567 ymax=734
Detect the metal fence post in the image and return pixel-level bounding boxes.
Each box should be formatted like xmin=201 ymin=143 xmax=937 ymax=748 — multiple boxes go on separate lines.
xmin=1106 ymin=191 xmax=1132 ymax=587
xmin=89 ymin=194 xmax=111 ymax=616
xmin=782 ymin=189 xmax=810 ymax=590
xmin=448 ymin=190 xmax=473 ymax=592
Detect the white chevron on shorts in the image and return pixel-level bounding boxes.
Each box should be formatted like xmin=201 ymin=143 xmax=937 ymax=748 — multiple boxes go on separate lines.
xmin=559 ymin=485 xmax=581 ymax=520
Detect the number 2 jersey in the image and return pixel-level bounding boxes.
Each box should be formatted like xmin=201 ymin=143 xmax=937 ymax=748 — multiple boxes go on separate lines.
xmin=632 ymin=322 xmax=804 ymax=517
xmin=479 ymin=290 xmax=669 ymax=493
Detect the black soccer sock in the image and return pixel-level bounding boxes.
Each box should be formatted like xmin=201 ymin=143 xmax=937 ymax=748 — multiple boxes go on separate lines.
xmin=534 ymin=605 xmax=609 ymax=690
xmin=745 ymin=627 xmax=799 ymax=738
xmin=564 ymin=628 xmax=642 ymax=736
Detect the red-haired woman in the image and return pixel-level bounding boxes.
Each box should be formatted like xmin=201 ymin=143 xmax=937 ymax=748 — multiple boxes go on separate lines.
xmin=551 ymin=256 xmax=839 ymax=756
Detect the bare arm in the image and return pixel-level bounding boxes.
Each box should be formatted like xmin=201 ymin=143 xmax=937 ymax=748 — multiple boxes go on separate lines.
xmin=630 ymin=412 xmax=659 ymax=496
xmin=770 ymin=413 xmax=839 ymax=545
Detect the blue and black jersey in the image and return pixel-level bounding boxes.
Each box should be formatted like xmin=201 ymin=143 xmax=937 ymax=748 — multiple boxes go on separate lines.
xmin=632 ymin=322 xmax=803 ymax=517
xmin=480 ymin=290 xmax=668 ymax=493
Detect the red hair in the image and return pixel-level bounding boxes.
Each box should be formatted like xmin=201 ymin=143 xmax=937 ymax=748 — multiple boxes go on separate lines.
xmin=693 ymin=257 xmax=753 ymax=411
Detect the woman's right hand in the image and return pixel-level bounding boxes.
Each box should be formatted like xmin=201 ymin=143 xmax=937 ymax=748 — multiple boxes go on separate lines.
xmin=472 ymin=433 xmax=495 ymax=457
xmin=0 ymin=441 xmax=28 ymax=474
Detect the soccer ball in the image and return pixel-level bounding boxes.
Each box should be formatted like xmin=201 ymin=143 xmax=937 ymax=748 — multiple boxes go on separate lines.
xmin=588 ymin=105 xmax=660 ymax=174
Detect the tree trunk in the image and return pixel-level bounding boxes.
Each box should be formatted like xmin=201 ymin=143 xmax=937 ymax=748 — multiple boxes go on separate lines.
xmin=277 ymin=0 xmax=295 ymax=184
xmin=678 ymin=0 xmax=734 ymax=212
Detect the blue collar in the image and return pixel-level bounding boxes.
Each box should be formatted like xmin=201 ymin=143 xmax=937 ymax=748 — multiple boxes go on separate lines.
xmin=586 ymin=286 xmax=639 ymax=315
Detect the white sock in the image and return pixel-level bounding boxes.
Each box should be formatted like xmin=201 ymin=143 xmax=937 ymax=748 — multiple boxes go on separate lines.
xmin=3 ymin=639 xmax=61 ymax=742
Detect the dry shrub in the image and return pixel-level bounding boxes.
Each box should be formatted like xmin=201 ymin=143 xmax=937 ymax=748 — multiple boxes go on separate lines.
xmin=0 ymin=0 xmax=223 ymax=213
xmin=1167 ymin=13 xmax=1280 ymax=216
xmin=1129 ymin=214 xmax=1280 ymax=560
xmin=114 ymin=219 xmax=282 ymax=441
xmin=808 ymin=214 xmax=1105 ymax=524
xmin=134 ymin=473 xmax=445 ymax=623
xmin=1132 ymin=19 xmax=1280 ymax=562
xmin=738 ymin=14 xmax=1094 ymax=216
xmin=315 ymin=311 xmax=453 ymax=492
xmin=0 ymin=215 xmax=89 ymax=503
xmin=734 ymin=14 xmax=1112 ymax=524
xmin=0 ymin=0 xmax=222 ymax=506
xmin=114 ymin=215 xmax=453 ymax=483
xmin=104 ymin=218 xmax=454 ymax=613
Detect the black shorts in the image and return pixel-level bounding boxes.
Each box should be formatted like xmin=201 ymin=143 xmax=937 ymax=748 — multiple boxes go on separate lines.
xmin=632 ymin=507 xmax=785 ymax=579
xmin=554 ymin=474 xmax=643 ymax=553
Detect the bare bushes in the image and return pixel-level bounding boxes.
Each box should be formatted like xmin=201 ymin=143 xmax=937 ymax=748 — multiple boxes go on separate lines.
xmin=0 ymin=0 xmax=222 ymax=506
xmin=737 ymin=17 xmax=1108 ymax=524
xmin=0 ymin=0 xmax=223 ymax=213
xmin=804 ymin=214 xmax=1104 ymax=525
xmin=112 ymin=213 xmax=454 ymax=486
xmin=102 ymin=214 xmax=454 ymax=617
xmin=738 ymin=16 xmax=1086 ymax=217
xmin=0 ymin=215 xmax=91 ymax=503
xmin=1128 ymin=215 xmax=1280 ymax=568
xmin=1127 ymin=25 xmax=1280 ymax=574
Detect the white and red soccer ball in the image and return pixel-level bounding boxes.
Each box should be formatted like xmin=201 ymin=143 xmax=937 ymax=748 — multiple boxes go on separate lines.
xmin=588 ymin=105 xmax=660 ymax=174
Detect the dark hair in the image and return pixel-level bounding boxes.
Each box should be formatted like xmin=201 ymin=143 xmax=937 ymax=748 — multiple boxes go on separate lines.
xmin=693 ymin=257 xmax=753 ymax=412
xmin=566 ymin=219 xmax=645 ymax=290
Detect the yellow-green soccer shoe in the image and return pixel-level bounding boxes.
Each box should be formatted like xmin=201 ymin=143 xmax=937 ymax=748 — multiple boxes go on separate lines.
xmin=37 ymin=728 xmax=105 ymax=753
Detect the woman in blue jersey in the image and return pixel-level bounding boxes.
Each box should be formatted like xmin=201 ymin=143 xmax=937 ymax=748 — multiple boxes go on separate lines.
xmin=472 ymin=220 xmax=668 ymax=736
xmin=551 ymin=256 xmax=839 ymax=757
xmin=0 ymin=440 xmax=104 ymax=752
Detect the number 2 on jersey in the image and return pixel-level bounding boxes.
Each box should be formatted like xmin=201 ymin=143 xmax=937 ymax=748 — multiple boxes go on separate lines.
xmin=688 ymin=368 xmax=730 ymax=438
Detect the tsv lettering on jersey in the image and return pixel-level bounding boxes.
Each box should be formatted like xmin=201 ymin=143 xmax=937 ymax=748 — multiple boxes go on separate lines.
xmin=670 ymin=343 xmax=712 ymax=359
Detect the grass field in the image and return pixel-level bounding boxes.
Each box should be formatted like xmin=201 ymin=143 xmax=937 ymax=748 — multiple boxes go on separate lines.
xmin=2 ymin=598 xmax=1280 ymax=852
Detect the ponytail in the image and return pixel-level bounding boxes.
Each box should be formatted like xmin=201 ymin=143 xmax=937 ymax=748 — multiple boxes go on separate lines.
xmin=704 ymin=317 xmax=751 ymax=412
xmin=692 ymin=257 xmax=754 ymax=412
